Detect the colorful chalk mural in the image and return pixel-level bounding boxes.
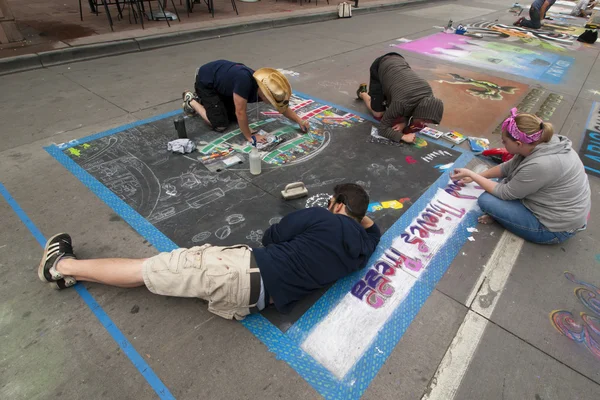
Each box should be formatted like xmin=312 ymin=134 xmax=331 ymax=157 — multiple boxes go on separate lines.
xmin=437 ymin=73 xmax=519 ymax=101
xmin=464 ymin=21 xmax=582 ymax=52
xmin=396 ymin=33 xmax=574 ymax=84
xmin=550 ymin=272 xmax=600 ymax=360
xmin=492 ymin=89 xmax=563 ymax=134
xmin=542 ymin=22 xmax=587 ymax=37
xmin=199 ymin=94 xmax=364 ymax=166
xmin=412 ymin=66 xmax=529 ymax=135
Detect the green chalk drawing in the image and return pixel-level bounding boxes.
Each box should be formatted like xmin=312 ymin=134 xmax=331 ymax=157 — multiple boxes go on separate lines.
xmin=199 ymin=119 xmax=276 ymax=154
xmin=68 ymin=148 xmax=81 ymax=157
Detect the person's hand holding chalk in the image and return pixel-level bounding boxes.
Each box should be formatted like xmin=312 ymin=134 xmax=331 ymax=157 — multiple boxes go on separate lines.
xmin=451 ymin=168 xmax=474 ymax=184
xmin=299 ymin=120 xmax=310 ymax=133
xmin=251 ymin=134 xmax=268 ymax=144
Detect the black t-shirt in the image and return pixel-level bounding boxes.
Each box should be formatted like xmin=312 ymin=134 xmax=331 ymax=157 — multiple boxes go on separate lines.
xmin=196 ymin=60 xmax=260 ymax=103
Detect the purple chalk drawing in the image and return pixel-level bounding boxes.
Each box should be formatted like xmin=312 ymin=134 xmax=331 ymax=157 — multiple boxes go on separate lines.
xmin=550 ymin=272 xmax=600 ymax=360
xmin=395 ymin=33 xmax=574 ymax=84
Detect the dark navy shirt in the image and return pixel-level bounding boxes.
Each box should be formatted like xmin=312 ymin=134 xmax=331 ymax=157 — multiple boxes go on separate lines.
xmin=253 ymin=207 xmax=381 ymax=314
xmin=196 ymin=60 xmax=260 ymax=103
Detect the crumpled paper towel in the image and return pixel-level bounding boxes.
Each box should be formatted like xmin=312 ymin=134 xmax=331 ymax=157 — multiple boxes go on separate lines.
xmin=167 ymin=139 xmax=196 ymax=154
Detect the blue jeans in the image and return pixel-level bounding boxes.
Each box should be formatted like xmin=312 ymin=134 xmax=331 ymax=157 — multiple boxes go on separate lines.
xmin=520 ymin=7 xmax=542 ymax=29
xmin=477 ymin=193 xmax=579 ymax=244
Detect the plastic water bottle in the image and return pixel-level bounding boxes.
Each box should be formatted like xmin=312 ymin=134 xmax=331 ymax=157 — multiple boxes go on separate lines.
xmin=249 ymin=144 xmax=261 ymax=175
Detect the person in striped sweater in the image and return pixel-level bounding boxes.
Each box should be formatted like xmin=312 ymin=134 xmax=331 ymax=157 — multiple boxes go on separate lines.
xmin=357 ymin=52 xmax=444 ymax=144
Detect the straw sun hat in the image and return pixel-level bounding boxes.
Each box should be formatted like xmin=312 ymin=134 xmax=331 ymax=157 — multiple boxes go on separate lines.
xmin=253 ymin=68 xmax=291 ymax=113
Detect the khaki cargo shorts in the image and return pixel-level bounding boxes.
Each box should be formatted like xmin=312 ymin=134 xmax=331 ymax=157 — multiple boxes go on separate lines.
xmin=142 ymin=244 xmax=257 ymax=320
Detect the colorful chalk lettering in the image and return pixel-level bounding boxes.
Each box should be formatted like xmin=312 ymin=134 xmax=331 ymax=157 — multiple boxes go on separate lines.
xmin=351 ymin=180 xmax=483 ymax=309
xmin=579 ymin=102 xmax=600 ymax=178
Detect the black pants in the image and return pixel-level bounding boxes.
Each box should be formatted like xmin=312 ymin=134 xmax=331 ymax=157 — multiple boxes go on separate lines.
xmin=368 ymin=52 xmax=403 ymax=113
xmin=520 ymin=7 xmax=542 ymax=29
xmin=194 ymin=81 xmax=237 ymax=132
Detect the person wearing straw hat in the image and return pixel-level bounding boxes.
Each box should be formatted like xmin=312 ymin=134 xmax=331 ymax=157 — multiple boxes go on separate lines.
xmin=183 ymin=60 xmax=309 ymax=143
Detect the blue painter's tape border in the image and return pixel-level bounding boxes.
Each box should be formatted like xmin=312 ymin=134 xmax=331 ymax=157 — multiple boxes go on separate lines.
xmin=0 ymin=182 xmax=175 ymax=400
xmin=45 ymin=95 xmax=478 ymax=400
xmin=57 ymin=109 xmax=182 ymax=150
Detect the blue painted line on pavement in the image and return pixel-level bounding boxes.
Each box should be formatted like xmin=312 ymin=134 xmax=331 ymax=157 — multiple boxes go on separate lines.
xmin=0 ymin=182 xmax=176 ymax=400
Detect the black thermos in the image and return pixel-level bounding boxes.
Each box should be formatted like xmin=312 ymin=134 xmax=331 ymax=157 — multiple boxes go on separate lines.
xmin=174 ymin=117 xmax=187 ymax=138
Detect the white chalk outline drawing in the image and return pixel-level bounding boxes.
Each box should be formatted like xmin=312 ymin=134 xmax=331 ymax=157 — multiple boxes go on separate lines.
xmin=276 ymin=68 xmax=301 ymax=77
xmin=226 ymin=214 xmax=246 ymax=225
xmin=215 ymin=226 xmax=232 ymax=240
xmin=368 ymin=163 xmax=400 ymax=177
xmin=246 ymin=229 xmax=264 ymax=243
xmin=317 ymin=80 xmax=359 ymax=91
xmin=67 ymin=125 xmax=254 ymax=226
xmin=305 ymin=177 xmax=346 ymax=189
xmin=192 ymin=231 xmax=212 ymax=243
xmin=163 ymin=183 xmax=177 ymax=197
xmin=355 ymin=180 xmax=371 ymax=189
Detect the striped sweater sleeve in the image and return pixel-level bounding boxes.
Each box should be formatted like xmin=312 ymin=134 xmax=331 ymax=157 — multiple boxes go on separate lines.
xmin=378 ymin=101 xmax=405 ymax=141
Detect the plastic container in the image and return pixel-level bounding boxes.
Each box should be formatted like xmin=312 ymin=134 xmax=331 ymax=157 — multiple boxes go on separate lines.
xmin=249 ymin=145 xmax=261 ymax=175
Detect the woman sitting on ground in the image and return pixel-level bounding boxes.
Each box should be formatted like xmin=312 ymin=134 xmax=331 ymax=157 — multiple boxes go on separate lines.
xmin=451 ymin=108 xmax=591 ymax=244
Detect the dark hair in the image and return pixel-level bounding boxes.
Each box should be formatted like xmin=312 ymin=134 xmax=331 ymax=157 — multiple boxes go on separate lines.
xmin=333 ymin=183 xmax=369 ymax=221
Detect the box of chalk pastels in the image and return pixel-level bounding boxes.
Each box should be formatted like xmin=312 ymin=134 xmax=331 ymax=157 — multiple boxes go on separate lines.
xmin=442 ymin=130 xmax=466 ymax=144
xmin=418 ymin=127 xmax=444 ymax=139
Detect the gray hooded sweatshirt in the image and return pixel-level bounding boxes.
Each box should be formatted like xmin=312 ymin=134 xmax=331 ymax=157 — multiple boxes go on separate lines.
xmin=492 ymin=135 xmax=591 ymax=232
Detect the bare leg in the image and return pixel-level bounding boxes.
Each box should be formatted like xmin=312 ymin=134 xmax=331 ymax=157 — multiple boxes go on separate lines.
xmin=359 ymin=92 xmax=384 ymax=119
xmin=57 ymin=258 xmax=147 ymax=288
xmin=189 ymin=99 xmax=211 ymax=126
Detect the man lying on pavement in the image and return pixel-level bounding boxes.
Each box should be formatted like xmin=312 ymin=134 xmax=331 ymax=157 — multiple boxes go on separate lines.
xmin=38 ymin=183 xmax=381 ymax=319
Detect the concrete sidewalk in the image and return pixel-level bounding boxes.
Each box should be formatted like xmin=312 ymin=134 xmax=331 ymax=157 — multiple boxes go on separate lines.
xmin=1 ymin=0 xmax=599 ymax=399
xmin=1 ymin=0 xmax=430 ymax=75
